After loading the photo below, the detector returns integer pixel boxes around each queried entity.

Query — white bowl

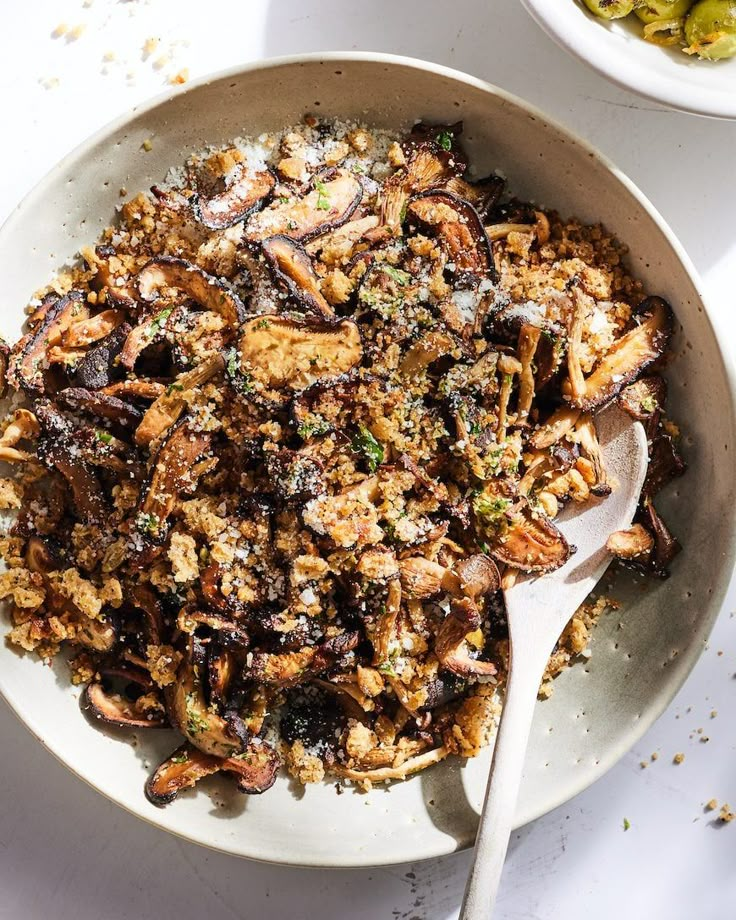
[521,0,736,119]
[0,52,735,867]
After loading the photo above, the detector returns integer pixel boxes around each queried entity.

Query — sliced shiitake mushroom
[566,297,672,411]
[166,652,244,758]
[435,597,497,678]
[191,166,275,230]
[134,353,225,447]
[57,387,143,430]
[261,235,334,320]
[83,668,166,729]
[473,484,571,573]
[35,401,108,523]
[239,315,362,398]
[145,741,278,806]
[137,257,246,327]
[244,168,362,242]
[72,322,131,390]
[606,523,655,560]
[408,190,495,280]
[136,418,213,542]
[8,291,86,396]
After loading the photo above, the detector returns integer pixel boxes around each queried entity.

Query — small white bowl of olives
[521,0,736,118]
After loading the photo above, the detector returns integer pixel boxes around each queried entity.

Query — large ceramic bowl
[0,53,734,867]
[521,0,736,119]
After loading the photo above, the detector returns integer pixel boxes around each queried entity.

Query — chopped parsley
[640,395,657,413]
[382,265,411,286]
[147,307,172,339]
[135,511,161,536]
[170,752,189,765]
[314,178,331,211]
[623,817,631,831]
[351,424,384,472]
[255,318,271,329]
[165,382,184,397]
[436,130,453,151]
[278,195,291,205]
[297,419,330,440]
[473,495,511,530]
[95,429,113,445]
[185,694,209,736]
[225,347,254,394]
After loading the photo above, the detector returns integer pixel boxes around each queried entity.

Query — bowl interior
[0,55,734,866]
[522,0,736,119]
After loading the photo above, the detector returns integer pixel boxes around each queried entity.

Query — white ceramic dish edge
[521,0,736,120]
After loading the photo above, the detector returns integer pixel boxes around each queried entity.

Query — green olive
[582,0,636,19]
[684,0,736,58]
[635,0,694,24]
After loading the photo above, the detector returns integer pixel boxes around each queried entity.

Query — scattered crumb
[119,187,128,198]
[719,804,734,823]
[102,51,116,63]
[706,799,718,811]
[711,709,718,719]
[142,37,159,58]
[39,76,60,91]
[168,68,189,86]
[651,752,659,762]
[673,752,685,764]
[639,761,648,769]
[700,736,710,743]
[141,139,153,152]
[51,23,68,38]
[67,24,86,41]
[152,54,170,71]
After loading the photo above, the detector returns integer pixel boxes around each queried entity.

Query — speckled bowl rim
[0,52,734,867]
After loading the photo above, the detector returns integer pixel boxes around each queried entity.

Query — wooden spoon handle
[459,641,552,920]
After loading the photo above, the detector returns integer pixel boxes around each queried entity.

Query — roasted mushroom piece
[566,297,672,411]
[435,597,498,678]
[473,485,571,573]
[72,322,131,390]
[8,290,86,397]
[57,387,143,431]
[145,741,279,806]
[137,257,246,327]
[191,165,276,230]
[261,235,335,320]
[35,401,108,523]
[408,190,495,281]
[244,168,362,242]
[238,315,362,400]
[136,418,213,542]
[83,668,166,729]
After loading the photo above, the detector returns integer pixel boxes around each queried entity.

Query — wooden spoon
[460,404,648,920]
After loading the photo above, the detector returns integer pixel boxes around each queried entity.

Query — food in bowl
[581,0,736,59]
[0,117,685,805]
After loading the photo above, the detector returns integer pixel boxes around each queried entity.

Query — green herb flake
[95,429,113,445]
[623,817,631,831]
[147,307,172,340]
[382,265,411,286]
[170,753,189,765]
[351,423,384,472]
[297,419,330,440]
[640,395,657,413]
[314,178,331,211]
[135,511,161,536]
[436,130,453,151]
[474,495,511,520]
[278,195,290,205]
[166,382,184,397]
[255,318,271,329]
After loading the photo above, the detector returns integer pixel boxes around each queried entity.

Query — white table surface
[1,1,735,918]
